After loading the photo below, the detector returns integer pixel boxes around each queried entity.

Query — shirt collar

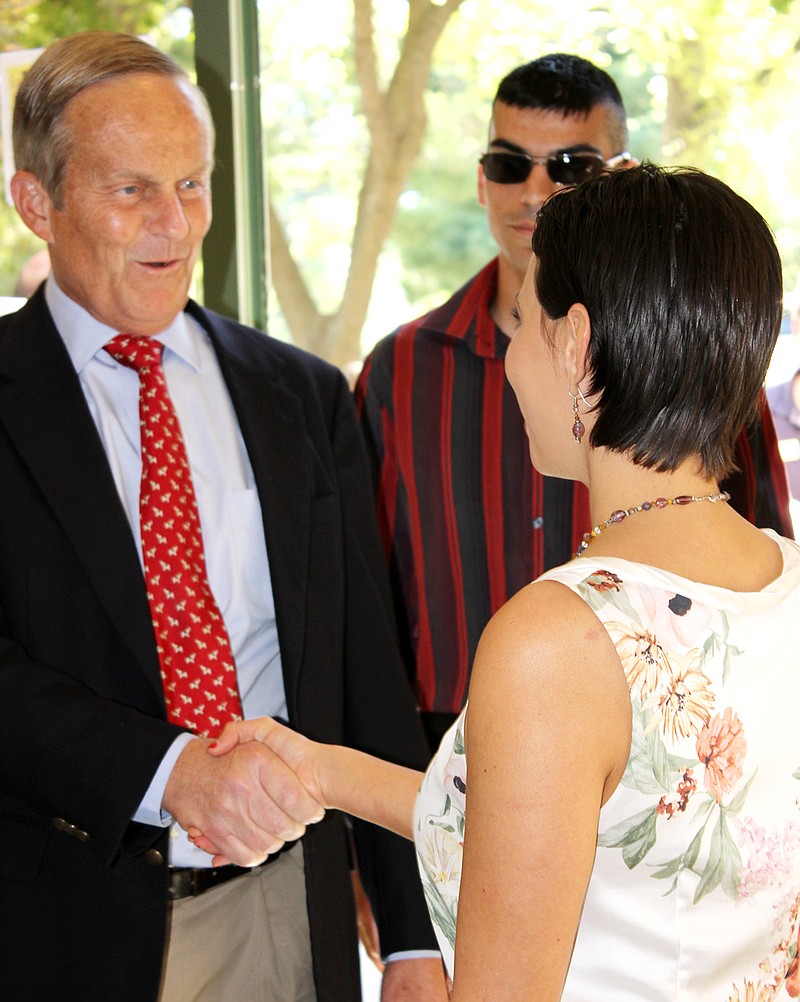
[424,258,507,360]
[45,275,202,374]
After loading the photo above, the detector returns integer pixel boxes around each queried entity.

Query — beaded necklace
[575,491,731,558]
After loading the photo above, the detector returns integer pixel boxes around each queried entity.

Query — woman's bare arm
[449,580,631,1002]
[207,715,423,840]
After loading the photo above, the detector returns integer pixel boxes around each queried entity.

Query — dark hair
[13,31,210,208]
[495,53,628,150]
[531,163,783,480]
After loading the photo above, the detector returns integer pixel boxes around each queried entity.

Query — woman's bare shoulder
[472,578,617,690]
[468,578,631,801]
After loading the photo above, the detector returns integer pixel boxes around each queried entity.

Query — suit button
[145,848,164,866]
[52,817,91,842]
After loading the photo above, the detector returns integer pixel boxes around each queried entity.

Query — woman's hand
[208,716,328,805]
[197,715,423,845]
[187,717,328,863]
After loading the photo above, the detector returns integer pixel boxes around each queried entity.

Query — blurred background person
[355,54,792,755]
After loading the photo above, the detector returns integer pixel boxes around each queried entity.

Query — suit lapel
[0,294,163,699]
[196,306,312,708]
[0,295,316,710]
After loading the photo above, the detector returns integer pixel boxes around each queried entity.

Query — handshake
[163,718,329,868]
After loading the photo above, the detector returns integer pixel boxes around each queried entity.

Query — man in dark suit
[0,31,445,1002]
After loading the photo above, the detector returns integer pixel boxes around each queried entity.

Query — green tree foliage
[263,0,465,364]
[0,0,193,299]
[264,0,800,361]
[2,0,800,363]
[2,0,172,47]
[601,0,800,295]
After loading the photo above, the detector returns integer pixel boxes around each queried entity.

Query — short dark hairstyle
[494,53,628,150]
[531,163,783,480]
[13,31,210,208]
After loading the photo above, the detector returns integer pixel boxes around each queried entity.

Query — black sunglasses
[480,149,630,186]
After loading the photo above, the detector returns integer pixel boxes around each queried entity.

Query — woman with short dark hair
[206,165,800,1001]
[529,164,780,482]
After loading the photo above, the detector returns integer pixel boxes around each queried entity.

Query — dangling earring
[569,391,585,444]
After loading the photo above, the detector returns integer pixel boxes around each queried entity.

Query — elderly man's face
[39,72,213,336]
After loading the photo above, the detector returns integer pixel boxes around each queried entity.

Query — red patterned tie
[105,334,243,737]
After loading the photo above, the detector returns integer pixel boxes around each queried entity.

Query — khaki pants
[159,843,316,1002]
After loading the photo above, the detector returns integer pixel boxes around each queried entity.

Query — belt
[169,841,294,901]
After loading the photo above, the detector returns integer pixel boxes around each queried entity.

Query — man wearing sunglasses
[355,53,792,753]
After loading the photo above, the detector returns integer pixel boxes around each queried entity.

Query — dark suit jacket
[0,291,435,1001]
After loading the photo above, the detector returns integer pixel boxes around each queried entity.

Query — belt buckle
[168,867,201,900]
[169,868,187,900]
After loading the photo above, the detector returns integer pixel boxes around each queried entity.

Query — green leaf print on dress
[416,715,467,951]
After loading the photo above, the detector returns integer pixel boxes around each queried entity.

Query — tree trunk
[268,0,465,367]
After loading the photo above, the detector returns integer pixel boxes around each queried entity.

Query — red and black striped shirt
[355,259,793,718]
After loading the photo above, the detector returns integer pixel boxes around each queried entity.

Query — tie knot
[105,334,163,373]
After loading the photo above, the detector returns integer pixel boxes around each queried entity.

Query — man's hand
[163,736,325,867]
[204,715,423,842]
[381,957,449,1001]
[208,716,328,806]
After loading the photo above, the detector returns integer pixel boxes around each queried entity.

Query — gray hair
[13,31,210,207]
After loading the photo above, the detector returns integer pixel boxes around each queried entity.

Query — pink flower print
[586,569,623,593]
[736,817,800,901]
[639,585,713,649]
[738,817,767,856]
[696,707,747,802]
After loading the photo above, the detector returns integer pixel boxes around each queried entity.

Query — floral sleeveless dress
[413,531,800,1000]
